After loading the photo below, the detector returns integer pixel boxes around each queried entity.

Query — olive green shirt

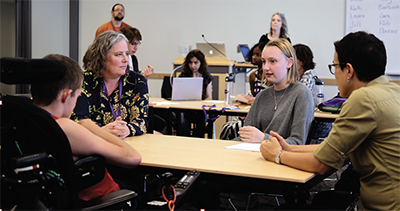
[314,76,400,210]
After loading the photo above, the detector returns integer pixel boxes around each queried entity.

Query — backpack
[318,96,347,114]
[220,117,244,140]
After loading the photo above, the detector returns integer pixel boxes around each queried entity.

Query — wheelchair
[1,57,137,210]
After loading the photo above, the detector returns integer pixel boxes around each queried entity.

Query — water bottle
[225,73,234,105]
[314,76,325,106]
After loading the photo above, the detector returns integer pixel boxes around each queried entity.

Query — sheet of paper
[225,143,261,152]
[152,102,180,105]
[204,100,224,103]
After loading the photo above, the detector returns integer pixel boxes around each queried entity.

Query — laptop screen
[239,44,250,62]
[171,77,203,101]
[196,42,226,58]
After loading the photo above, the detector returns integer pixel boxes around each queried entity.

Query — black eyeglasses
[328,63,342,75]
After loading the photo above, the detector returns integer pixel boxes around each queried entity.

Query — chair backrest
[1,95,75,172]
[1,95,78,209]
[161,76,172,99]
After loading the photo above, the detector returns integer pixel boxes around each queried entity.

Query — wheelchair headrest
[1,57,66,85]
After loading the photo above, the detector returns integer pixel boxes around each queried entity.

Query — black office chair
[0,57,138,210]
[160,72,208,137]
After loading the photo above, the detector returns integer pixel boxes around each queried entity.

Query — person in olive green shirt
[261,31,400,210]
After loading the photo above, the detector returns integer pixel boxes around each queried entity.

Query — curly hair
[247,42,267,64]
[182,49,208,76]
[293,43,316,71]
[83,31,128,77]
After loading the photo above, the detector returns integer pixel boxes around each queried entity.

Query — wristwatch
[275,149,283,164]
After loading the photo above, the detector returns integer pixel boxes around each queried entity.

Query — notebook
[171,77,203,101]
[238,44,251,62]
[196,42,226,58]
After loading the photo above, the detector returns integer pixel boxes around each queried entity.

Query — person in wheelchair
[30,54,142,202]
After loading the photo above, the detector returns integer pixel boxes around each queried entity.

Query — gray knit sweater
[233,81,314,145]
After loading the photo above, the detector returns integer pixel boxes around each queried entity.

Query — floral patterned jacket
[71,69,149,136]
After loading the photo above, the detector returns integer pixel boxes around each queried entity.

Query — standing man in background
[95,3,131,38]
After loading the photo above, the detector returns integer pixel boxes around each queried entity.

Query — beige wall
[0,0,16,95]
[24,0,399,99]
[79,0,347,99]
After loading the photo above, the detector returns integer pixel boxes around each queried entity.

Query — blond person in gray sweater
[234,39,314,145]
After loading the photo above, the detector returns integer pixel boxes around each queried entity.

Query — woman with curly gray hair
[72,31,149,139]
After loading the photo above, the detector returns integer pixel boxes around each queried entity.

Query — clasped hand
[103,116,129,139]
[260,131,291,162]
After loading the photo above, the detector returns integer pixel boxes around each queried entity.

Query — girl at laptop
[178,49,213,137]
[179,49,213,100]
[233,39,314,145]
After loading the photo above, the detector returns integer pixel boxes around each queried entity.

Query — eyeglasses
[113,9,124,12]
[130,41,141,47]
[328,63,342,75]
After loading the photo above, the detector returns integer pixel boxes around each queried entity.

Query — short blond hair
[265,38,298,86]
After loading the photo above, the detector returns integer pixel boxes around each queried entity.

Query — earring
[347,77,350,83]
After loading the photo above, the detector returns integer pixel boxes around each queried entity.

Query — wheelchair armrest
[78,189,138,211]
[73,155,106,191]
[10,152,49,169]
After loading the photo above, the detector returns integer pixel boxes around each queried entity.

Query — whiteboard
[346,0,400,75]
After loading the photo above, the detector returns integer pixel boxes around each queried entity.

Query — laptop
[238,44,251,62]
[196,42,226,58]
[171,77,203,101]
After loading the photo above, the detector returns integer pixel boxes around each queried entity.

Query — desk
[314,110,340,119]
[150,98,339,119]
[149,98,338,138]
[150,98,249,115]
[149,98,249,137]
[125,134,333,203]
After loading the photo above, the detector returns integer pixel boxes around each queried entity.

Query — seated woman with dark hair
[179,49,213,100]
[294,43,333,143]
[238,42,268,104]
[176,49,214,137]
[293,43,319,106]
